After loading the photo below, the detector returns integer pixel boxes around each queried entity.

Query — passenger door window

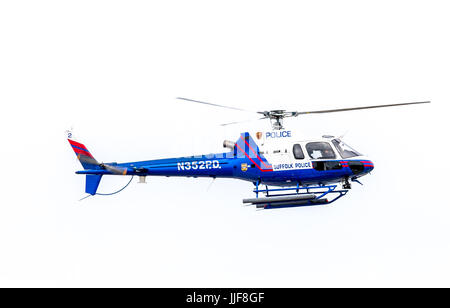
[306,142,336,159]
[293,144,305,159]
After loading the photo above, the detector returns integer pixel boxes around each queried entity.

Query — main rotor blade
[297,101,430,115]
[177,97,255,113]
[220,117,266,127]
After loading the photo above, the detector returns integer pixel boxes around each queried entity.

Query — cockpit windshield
[332,139,363,159]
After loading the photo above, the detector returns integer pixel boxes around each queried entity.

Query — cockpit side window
[332,139,362,159]
[293,144,304,159]
[305,142,336,159]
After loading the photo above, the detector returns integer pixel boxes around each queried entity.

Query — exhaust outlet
[223,140,236,150]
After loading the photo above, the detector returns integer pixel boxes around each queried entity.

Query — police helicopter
[68,99,429,209]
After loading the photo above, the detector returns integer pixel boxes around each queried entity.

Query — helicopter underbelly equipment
[243,183,348,210]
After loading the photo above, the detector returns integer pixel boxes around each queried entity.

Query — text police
[266,130,292,138]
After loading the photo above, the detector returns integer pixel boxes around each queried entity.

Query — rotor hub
[261,110,297,130]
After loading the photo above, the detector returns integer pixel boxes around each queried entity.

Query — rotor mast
[271,115,284,130]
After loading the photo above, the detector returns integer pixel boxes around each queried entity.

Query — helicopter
[68,99,430,209]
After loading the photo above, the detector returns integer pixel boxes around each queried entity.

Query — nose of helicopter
[362,160,375,172]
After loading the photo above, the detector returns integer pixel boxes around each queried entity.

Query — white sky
[0,0,449,287]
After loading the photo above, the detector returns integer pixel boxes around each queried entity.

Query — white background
[0,0,449,287]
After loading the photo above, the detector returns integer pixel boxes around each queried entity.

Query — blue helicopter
[69,99,429,209]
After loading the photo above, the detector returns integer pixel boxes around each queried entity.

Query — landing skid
[243,183,348,210]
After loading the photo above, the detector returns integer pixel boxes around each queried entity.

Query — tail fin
[68,138,99,170]
[68,138,103,195]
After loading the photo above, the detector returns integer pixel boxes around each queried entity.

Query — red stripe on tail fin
[68,138,98,169]
[72,147,94,158]
[68,139,89,151]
